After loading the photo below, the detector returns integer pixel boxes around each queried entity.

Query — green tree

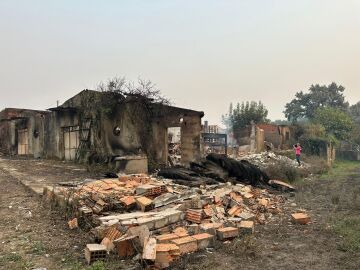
[284,82,349,121]
[312,107,354,141]
[223,101,269,131]
[349,102,360,123]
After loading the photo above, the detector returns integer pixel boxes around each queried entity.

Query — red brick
[135,196,153,212]
[173,227,189,237]
[192,233,214,249]
[291,213,310,225]
[100,237,115,252]
[115,236,137,258]
[85,244,107,264]
[239,221,254,235]
[68,218,78,230]
[155,244,180,268]
[216,227,239,240]
[171,236,198,254]
[156,233,180,243]
[199,222,223,235]
[120,196,136,207]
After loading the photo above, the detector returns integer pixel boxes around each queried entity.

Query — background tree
[349,102,360,145]
[284,82,349,121]
[312,107,354,141]
[349,102,360,123]
[223,101,269,132]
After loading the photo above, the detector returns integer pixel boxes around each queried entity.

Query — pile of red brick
[43,174,288,268]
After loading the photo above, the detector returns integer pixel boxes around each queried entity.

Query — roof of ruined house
[48,89,204,117]
[0,108,49,121]
[257,124,279,133]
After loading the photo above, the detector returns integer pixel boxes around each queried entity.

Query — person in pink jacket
[294,143,302,166]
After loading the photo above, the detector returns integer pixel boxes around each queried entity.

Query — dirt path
[0,167,93,270]
[0,160,359,270]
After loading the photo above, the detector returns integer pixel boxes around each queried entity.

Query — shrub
[264,161,308,183]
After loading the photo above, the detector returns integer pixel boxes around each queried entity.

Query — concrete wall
[45,110,79,159]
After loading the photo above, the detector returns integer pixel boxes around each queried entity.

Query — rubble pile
[240,151,309,170]
[43,172,288,268]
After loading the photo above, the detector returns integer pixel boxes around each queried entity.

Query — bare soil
[0,158,359,270]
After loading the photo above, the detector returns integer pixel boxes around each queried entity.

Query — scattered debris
[240,151,309,170]
[68,218,78,230]
[268,180,296,192]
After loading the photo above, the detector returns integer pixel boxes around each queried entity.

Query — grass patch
[30,241,46,255]
[0,253,34,270]
[87,261,105,270]
[333,216,360,252]
[0,253,23,262]
[320,160,360,180]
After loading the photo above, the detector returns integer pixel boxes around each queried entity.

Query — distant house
[257,124,292,149]
[233,123,293,153]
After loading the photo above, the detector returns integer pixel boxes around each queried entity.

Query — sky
[1,0,360,126]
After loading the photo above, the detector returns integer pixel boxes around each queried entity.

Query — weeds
[320,160,360,180]
[87,261,105,270]
[265,161,308,183]
[333,216,360,252]
[30,241,46,255]
[0,253,34,270]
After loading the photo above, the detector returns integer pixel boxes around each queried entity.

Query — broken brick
[173,227,188,237]
[120,196,136,207]
[100,237,115,252]
[114,235,137,258]
[142,237,157,261]
[227,205,241,217]
[68,218,78,230]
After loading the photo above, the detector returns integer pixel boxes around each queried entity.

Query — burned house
[201,121,227,155]
[233,123,265,153]
[257,124,292,149]
[232,123,293,154]
[0,90,204,172]
[0,108,48,157]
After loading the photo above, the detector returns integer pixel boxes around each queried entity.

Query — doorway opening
[167,127,181,166]
[17,129,29,155]
[63,126,79,161]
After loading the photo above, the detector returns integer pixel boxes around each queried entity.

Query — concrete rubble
[43,173,288,268]
[239,151,309,170]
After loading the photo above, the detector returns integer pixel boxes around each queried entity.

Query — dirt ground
[0,158,359,270]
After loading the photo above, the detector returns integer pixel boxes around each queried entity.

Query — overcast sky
[1,0,360,125]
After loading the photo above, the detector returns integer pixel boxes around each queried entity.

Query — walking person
[294,143,302,166]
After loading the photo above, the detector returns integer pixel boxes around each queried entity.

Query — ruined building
[0,90,204,172]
